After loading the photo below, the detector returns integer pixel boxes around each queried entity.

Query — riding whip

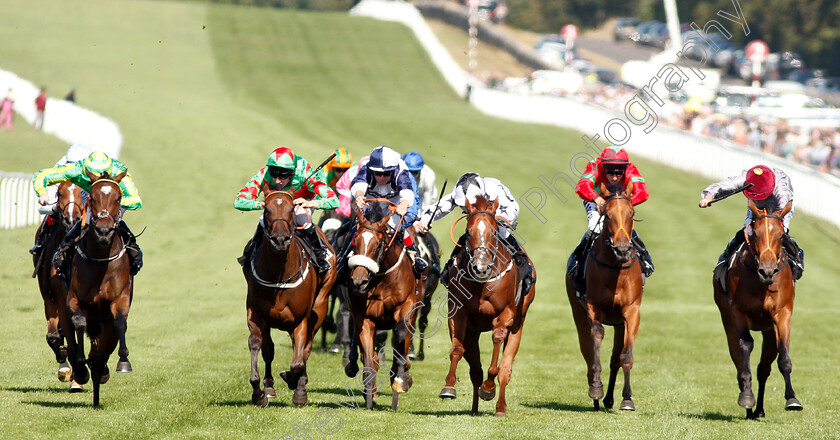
[427,178,448,228]
[699,183,753,207]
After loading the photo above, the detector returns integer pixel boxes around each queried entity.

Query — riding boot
[402,230,428,274]
[631,230,654,277]
[502,234,534,297]
[53,222,82,284]
[717,228,746,267]
[30,214,56,257]
[237,223,264,266]
[441,233,467,288]
[782,233,805,281]
[568,230,595,298]
[301,226,331,275]
[119,221,143,276]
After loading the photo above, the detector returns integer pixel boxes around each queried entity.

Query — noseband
[746,213,788,269]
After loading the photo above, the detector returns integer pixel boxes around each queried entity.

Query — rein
[249,240,311,289]
[75,227,128,263]
[745,211,788,269]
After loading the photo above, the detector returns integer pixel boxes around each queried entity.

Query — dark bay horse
[344,199,422,411]
[713,200,802,419]
[413,231,441,360]
[439,195,536,416]
[565,186,643,411]
[66,171,134,407]
[33,181,83,384]
[243,191,337,407]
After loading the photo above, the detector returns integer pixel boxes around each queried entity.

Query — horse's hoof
[439,386,457,399]
[589,385,604,400]
[58,363,72,382]
[252,393,269,408]
[738,391,756,409]
[99,373,110,384]
[603,397,614,409]
[494,412,507,417]
[478,384,495,401]
[69,380,83,393]
[785,398,803,411]
[265,386,276,399]
[417,352,425,361]
[116,360,132,373]
[74,367,89,385]
[293,390,308,407]
[344,363,359,378]
[620,399,635,411]
[279,371,296,390]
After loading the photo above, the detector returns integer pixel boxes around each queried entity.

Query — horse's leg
[495,319,525,417]
[247,310,268,407]
[775,308,802,411]
[288,320,310,407]
[90,321,118,408]
[390,319,412,395]
[359,319,377,410]
[567,277,596,404]
[603,324,624,410]
[750,330,777,419]
[41,283,70,381]
[66,294,89,385]
[734,318,756,409]
[479,320,508,402]
[588,307,606,408]
[461,328,483,416]
[344,309,362,378]
[440,311,467,399]
[261,329,276,398]
[714,284,751,414]
[417,290,433,361]
[618,305,640,411]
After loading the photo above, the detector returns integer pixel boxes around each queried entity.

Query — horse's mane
[363,201,392,223]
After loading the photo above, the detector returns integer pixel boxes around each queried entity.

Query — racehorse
[713,200,802,419]
[65,171,135,407]
[565,185,643,411]
[344,199,422,411]
[439,195,536,417]
[243,190,337,407]
[413,231,441,360]
[33,181,82,385]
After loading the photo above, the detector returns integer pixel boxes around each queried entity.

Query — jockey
[569,146,654,295]
[32,150,143,281]
[350,145,427,273]
[416,172,534,297]
[700,164,804,280]
[235,147,337,275]
[324,147,354,192]
[29,143,92,259]
[402,151,438,212]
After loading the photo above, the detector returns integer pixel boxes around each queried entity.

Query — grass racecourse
[2,1,840,439]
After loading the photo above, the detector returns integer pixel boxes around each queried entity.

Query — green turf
[1,1,839,439]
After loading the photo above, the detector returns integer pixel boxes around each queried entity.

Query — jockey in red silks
[568,145,654,297]
[235,147,338,275]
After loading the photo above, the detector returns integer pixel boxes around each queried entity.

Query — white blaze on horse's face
[99,185,114,196]
[477,220,486,243]
[360,231,375,256]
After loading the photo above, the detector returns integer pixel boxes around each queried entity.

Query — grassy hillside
[1,1,839,439]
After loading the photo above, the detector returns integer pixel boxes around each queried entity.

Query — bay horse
[413,231,441,360]
[66,171,134,407]
[243,190,337,407]
[565,186,643,411]
[33,181,83,385]
[439,195,536,417]
[713,200,802,419]
[344,199,422,411]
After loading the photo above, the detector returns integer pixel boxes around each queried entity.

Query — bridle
[263,191,303,241]
[76,179,126,262]
[591,195,637,270]
[744,212,788,270]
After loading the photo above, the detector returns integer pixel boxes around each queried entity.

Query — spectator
[0,88,13,131]
[33,87,47,130]
[65,88,76,103]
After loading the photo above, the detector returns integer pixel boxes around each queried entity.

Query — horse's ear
[747,198,760,216]
[491,196,499,213]
[112,171,127,183]
[779,201,792,218]
[624,181,634,198]
[84,168,99,182]
[464,196,474,213]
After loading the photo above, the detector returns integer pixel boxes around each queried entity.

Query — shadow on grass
[3,386,71,394]
[682,411,742,422]
[409,409,483,417]
[521,401,597,413]
[23,400,93,409]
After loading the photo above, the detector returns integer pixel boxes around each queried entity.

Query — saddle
[714,242,745,299]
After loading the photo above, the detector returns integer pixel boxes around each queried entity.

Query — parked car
[613,17,637,41]
[632,21,662,43]
[638,22,667,46]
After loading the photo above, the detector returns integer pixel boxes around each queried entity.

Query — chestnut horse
[66,171,134,407]
[243,190,336,407]
[33,181,83,384]
[713,200,802,419]
[439,195,536,417]
[344,199,422,411]
[565,187,643,411]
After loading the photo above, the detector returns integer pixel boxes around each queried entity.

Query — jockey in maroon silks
[568,146,654,298]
